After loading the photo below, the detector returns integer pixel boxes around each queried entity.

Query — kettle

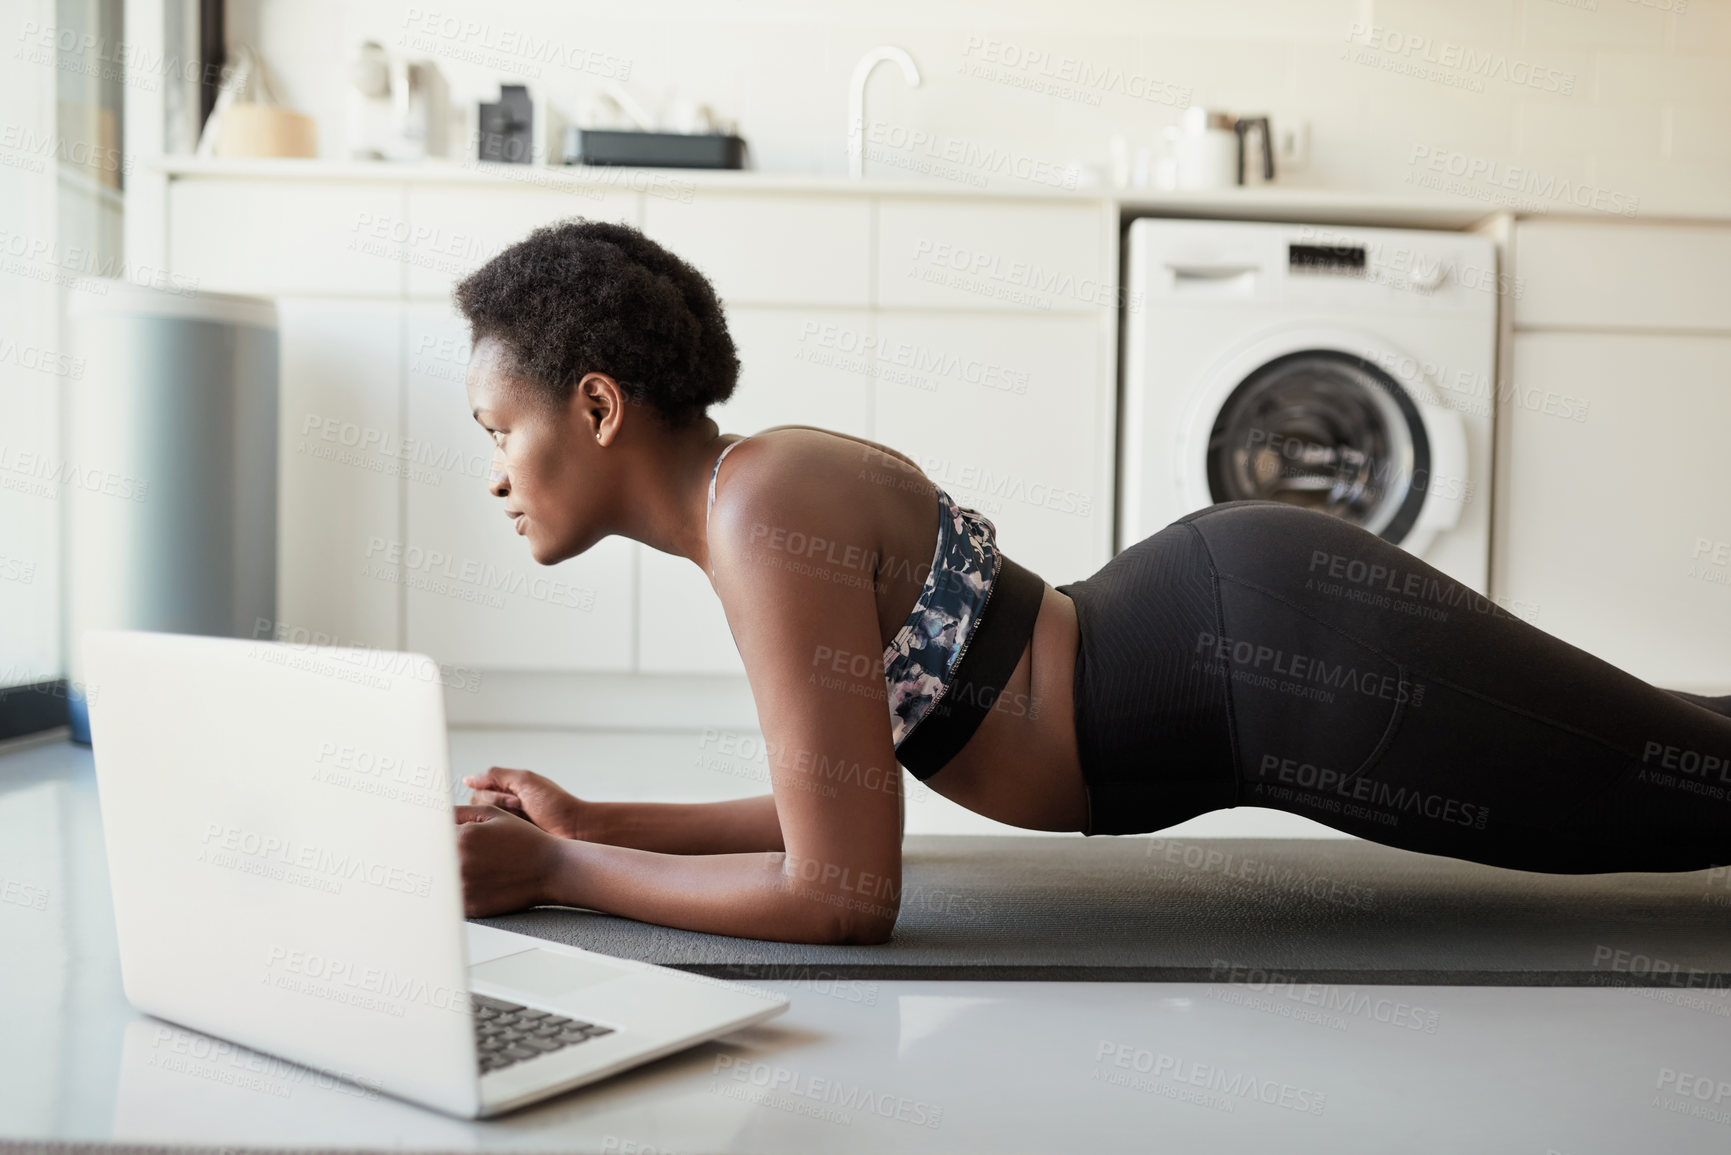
[346,40,450,161]
[1161,108,1276,191]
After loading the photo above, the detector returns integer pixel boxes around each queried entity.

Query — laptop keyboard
[471,993,615,1074]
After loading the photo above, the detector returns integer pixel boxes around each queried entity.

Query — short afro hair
[454,218,739,429]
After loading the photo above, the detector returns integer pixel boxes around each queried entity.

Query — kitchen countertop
[149,156,1506,230]
[147,157,1731,232]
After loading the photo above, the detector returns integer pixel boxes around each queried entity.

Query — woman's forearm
[543,839,894,945]
[575,793,783,855]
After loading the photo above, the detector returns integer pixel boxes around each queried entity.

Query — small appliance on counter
[1157,107,1276,190]
[477,83,534,164]
[346,40,450,161]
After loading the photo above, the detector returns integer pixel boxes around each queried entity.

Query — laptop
[81,628,789,1119]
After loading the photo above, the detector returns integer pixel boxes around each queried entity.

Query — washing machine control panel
[1288,242,1367,276]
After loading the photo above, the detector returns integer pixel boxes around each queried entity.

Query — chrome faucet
[847,45,921,178]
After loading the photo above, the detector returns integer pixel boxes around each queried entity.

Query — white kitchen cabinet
[168,180,407,296]
[876,199,1111,314]
[641,194,872,307]
[636,306,875,674]
[159,172,1121,691]
[1499,332,1731,689]
[635,548,738,675]
[404,184,640,298]
[1511,221,1731,332]
[714,307,877,436]
[274,298,404,648]
[401,303,634,671]
[1496,218,1731,692]
[871,312,1108,585]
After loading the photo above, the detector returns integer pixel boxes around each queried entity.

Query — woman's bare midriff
[917,581,1091,833]
[844,436,1091,831]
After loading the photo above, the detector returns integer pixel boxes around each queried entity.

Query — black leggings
[1053,501,1731,873]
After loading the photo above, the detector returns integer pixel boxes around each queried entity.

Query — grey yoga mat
[472,835,1731,988]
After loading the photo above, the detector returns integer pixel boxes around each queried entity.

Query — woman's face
[465,336,606,566]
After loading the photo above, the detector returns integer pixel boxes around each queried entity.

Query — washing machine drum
[1204,349,1432,545]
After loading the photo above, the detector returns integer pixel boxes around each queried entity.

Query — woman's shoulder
[713,426,931,511]
[744,425,924,474]
[706,426,935,576]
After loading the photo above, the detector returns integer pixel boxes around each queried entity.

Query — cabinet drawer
[877,200,1111,313]
[642,194,871,307]
[637,547,743,675]
[712,307,873,436]
[404,185,639,298]
[275,298,404,649]
[168,180,406,296]
[1513,221,1731,332]
[1496,332,1731,687]
[871,312,1109,581]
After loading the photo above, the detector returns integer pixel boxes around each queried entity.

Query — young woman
[451,219,1731,945]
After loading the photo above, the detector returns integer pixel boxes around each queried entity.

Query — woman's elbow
[833,911,896,945]
[791,905,897,946]
[769,856,898,944]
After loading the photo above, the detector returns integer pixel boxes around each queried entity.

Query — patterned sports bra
[706,434,1001,756]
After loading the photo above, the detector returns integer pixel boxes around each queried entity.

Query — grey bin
[65,280,279,744]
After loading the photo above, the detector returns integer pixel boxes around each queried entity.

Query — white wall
[228,0,1730,216]
[0,0,63,689]
[0,0,131,690]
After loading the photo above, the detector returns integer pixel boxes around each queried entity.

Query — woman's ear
[574,372,626,446]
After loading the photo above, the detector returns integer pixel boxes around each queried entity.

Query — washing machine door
[1176,327,1469,557]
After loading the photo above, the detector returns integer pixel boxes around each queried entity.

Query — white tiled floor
[4,727,1730,1152]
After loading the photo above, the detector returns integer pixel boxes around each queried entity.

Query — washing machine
[1120,218,1498,593]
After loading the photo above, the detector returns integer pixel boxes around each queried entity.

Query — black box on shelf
[477,84,534,164]
[562,128,745,170]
